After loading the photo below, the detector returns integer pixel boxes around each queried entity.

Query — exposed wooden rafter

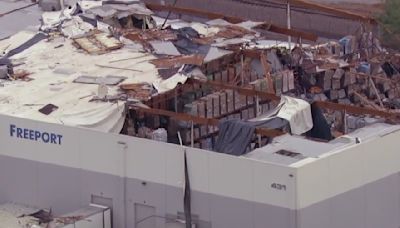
[132,106,286,137]
[191,79,400,120]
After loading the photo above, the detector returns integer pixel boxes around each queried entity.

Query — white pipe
[255,96,260,116]
[190,121,194,148]
[241,53,244,85]
[287,0,292,50]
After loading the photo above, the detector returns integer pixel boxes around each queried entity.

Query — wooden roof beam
[314,101,400,120]
[191,79,400,120]
[132,106,285,137]
[190,79,281,101]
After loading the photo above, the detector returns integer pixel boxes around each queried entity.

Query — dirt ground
[307,0,385,17]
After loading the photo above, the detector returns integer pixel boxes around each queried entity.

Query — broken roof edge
[145,3,319,42]
[288,0,376,23]
[243,122,400,168]
[288,123,400,168]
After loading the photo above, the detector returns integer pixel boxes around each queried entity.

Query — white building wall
[0,114,297,228]
[0,114,297,209]
[295,126,400,228]
[3,113,400,228]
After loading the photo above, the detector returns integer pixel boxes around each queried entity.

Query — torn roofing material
[88,1,153,18]
[0,31,159,133]
[149,40,181,56]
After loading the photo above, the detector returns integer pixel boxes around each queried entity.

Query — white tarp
[61,16,94,38]
[190,22,220,37]
[204,47,233,63]
[249,96,313,135]
[153,72,187,93]
[78,0,103,12]
[276,96,313,135]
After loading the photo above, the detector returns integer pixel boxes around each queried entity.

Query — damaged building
[1,0,400,228]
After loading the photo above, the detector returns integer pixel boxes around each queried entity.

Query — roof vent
[275,150,305,159]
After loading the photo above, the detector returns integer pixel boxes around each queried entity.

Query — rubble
[39,0,62,12]
[73,30,123,54]
[149,55,204,68]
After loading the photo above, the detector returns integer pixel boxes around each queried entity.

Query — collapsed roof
[0,0,316,133]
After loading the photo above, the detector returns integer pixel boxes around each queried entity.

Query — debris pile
[0,203,109,228]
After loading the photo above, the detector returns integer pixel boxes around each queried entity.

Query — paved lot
[0,0,42,40]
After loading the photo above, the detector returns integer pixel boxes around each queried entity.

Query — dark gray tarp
[158,67,180,79]
[214,118,289,156]
[253,117,289,130]
[0,57,11,66]
[214,119,256,156]
[382,62,399,77]
[0,57,12,76]
[6,33,47,58]
[79,13,98,27]
[305,103,333,141]
[173,27,210,56]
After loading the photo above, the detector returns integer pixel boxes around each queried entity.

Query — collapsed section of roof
[0,0,317,133]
